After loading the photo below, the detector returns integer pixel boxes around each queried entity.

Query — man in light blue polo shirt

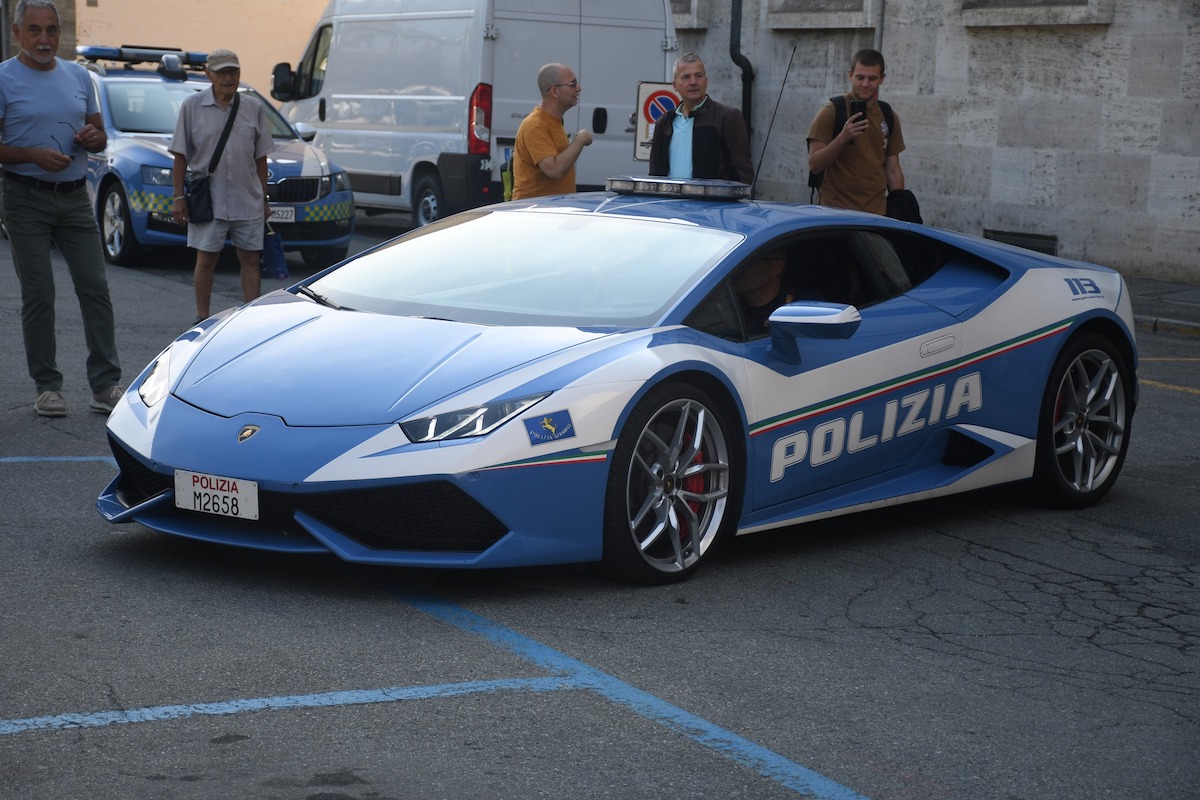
[648,53,752,185]
[0,0,124,417]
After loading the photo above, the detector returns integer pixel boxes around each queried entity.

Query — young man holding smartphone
[805,49,906,216]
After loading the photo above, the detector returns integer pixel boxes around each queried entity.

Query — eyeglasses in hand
[50,121,82,157]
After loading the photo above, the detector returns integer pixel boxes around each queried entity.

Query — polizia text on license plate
[174,470,260,520]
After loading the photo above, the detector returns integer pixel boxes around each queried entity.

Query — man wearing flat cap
[170,47,274,323]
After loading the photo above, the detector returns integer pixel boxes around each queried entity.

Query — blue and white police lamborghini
[97,178,1138,584]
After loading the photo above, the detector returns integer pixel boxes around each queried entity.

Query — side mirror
[767,302,861,363]
[293,122,317,142]
[271,63,295,102]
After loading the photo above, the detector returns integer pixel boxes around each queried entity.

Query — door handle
[920,334,955,357]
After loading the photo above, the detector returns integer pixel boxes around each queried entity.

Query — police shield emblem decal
[523,410,575,446]
[237,425,260,443]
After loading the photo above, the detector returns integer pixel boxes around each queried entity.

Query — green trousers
[2,178,121,394]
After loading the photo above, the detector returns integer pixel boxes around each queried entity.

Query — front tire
[602,382,741,584]
[100,183,145,266]
[412,174,444,227]
[1032,333,1133,508]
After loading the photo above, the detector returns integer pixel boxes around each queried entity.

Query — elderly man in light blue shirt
[0,0,124,418]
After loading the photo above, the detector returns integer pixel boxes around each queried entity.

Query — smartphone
[850,100,868,122]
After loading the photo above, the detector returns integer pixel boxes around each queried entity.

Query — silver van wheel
[413,175,444,227]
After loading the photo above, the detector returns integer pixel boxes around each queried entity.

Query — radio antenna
[751,45,797,198]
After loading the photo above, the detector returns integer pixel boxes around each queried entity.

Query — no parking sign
[635,82,679,161]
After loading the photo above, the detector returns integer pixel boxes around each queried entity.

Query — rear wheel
[413,174,444,227]
[602,382,740,584]
[1032,333,1133,508]
[100,183,145,266]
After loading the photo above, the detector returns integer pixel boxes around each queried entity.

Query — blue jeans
[2,178,121,394]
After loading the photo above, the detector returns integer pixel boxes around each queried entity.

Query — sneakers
[89,385,126,414]
[35,390,67,417]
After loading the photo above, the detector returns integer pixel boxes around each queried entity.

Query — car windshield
[103,80,297,139]
[307,208,742,327]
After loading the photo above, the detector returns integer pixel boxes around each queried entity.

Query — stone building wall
[672,0,1199,281]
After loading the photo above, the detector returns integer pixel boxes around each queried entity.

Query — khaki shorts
[187,217,264,253]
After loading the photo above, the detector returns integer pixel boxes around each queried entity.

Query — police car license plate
[174,470,260,520]
[268,206,295,223]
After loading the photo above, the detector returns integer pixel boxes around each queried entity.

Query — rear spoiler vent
[983,229,1058,256]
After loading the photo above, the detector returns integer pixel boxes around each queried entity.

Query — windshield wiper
[296,285,344,310]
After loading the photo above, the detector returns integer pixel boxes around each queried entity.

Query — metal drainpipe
[874,0,886,51]
[729,0,755,130]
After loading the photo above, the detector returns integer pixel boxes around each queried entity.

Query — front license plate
[174,470,260,520]
[268,206,295,223]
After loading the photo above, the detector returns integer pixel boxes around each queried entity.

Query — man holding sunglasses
[511,63,593,200]
[0,0,123,418]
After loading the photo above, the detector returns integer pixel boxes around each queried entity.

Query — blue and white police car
[96,177,1138,584]
[78,46,354,268]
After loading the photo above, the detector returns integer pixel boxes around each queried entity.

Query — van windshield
[307,208,741,328]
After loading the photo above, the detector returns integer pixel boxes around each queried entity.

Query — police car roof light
[76,45,208,69]
[605,176,751,200]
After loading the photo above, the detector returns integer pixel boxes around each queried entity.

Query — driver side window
[296,24,332,98]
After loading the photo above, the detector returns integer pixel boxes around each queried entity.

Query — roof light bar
[605,176,751,200]
[76,45,207,68]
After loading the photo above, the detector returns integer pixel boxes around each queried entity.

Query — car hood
[111,133,174,164]
[267,138,335,178]
[174,297,609,426]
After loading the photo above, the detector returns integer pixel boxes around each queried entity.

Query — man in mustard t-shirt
[511,63,593,200]
[806,49,906,216]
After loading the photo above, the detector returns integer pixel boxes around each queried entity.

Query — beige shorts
[187,217,264,253]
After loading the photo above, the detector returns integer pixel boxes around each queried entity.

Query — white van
[271,0,677,225]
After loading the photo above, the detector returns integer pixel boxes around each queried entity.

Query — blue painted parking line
[0,590,867,799]
[0,677,572,736]
[402,592,870,800]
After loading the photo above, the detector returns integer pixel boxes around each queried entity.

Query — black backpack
[807,96,894,202]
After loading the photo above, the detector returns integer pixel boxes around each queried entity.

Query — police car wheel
[602,381,740,584]
[100,183,145,267]
[1032,333,1133,509]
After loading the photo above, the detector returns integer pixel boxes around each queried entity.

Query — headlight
[140,166,173,186]
[400,394,547,443]
[334,171,351,192]
[138,347,173,407]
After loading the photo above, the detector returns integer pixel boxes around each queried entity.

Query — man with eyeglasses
[511,63,593,200]
[0,0,124,418]
[648,53,752,185]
